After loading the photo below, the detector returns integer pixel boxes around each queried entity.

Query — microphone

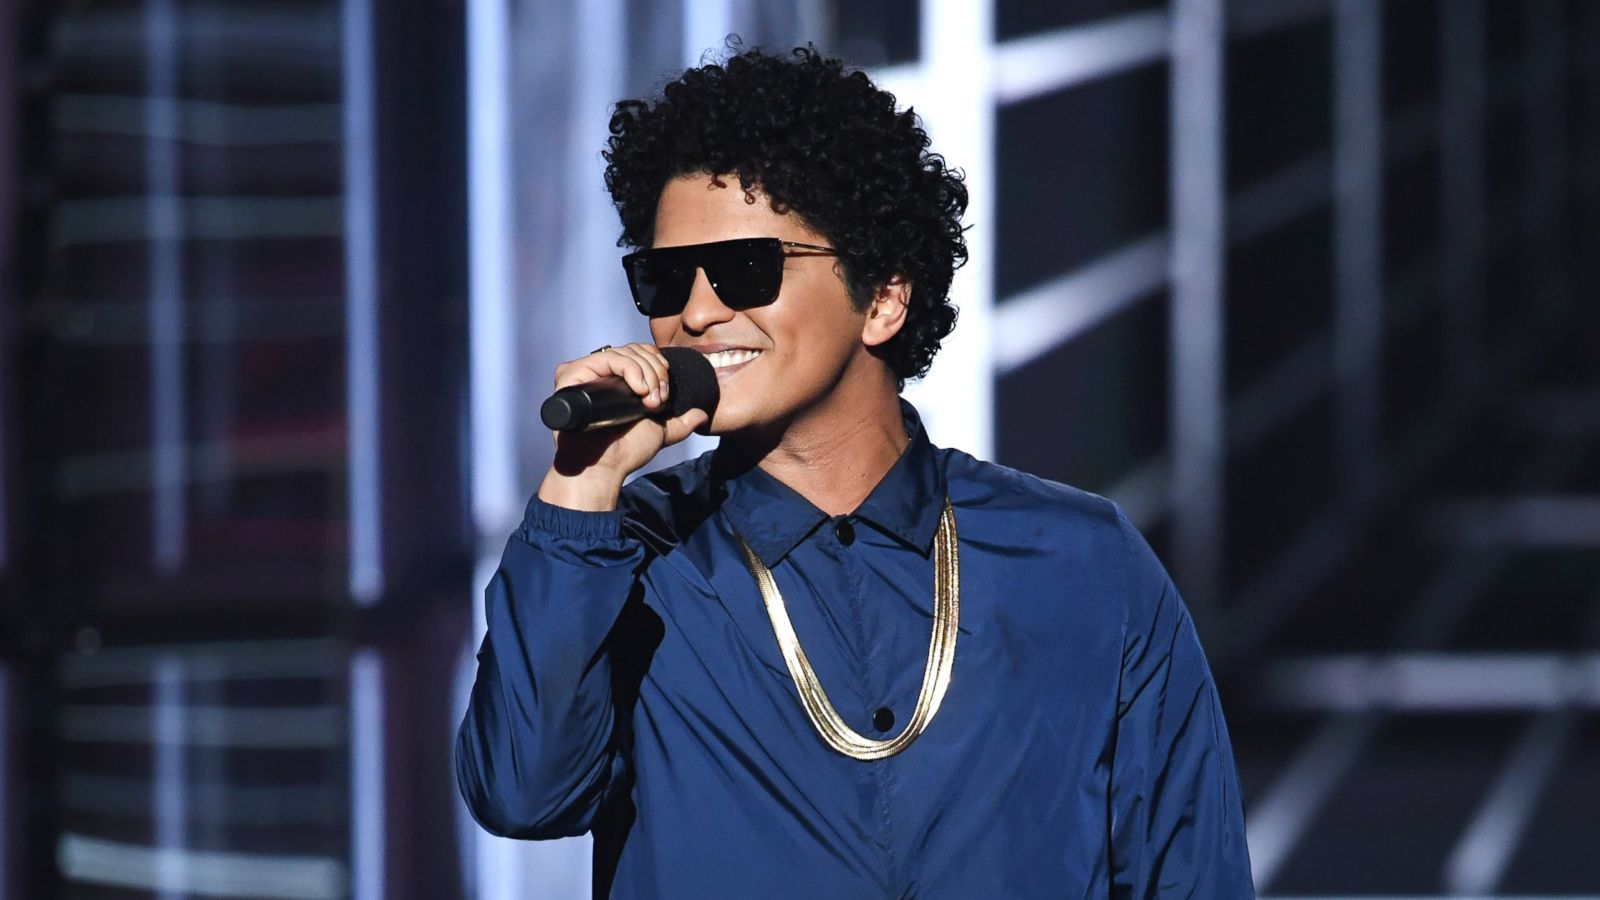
[540,346,720,432]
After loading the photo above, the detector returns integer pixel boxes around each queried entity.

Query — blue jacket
[456,400,1254,898]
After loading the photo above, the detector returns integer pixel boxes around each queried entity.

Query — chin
[701,407,752,436]
[702,398,781,439]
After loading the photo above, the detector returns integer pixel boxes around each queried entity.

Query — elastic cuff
[519,494,626,542]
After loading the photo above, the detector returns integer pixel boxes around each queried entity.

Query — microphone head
[660,346,720,423]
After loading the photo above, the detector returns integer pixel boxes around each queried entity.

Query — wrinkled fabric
[456,400,1254,899]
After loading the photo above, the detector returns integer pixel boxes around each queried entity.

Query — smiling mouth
[702,349,763,374]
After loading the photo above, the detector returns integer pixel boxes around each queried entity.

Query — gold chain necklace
[734,496,959,761]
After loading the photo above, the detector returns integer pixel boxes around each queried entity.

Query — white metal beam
[1247,713,1378,892]
[1444,711,1573,894]
[145,0,186,574]
[58,833,346,899]
[349,649,385,900]
[1446,595,1600,895]
[467,0,517,538]
[1169,0,1226,629]
[682,0,732,65]
[1261,652,1600,712]
[992,10,1171,104]
[992,235,1168,375]
[896,0,995,458]
[152,657,186,900]
[342,0,382,603]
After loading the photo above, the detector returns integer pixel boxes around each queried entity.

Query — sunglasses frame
[621,237,838,317]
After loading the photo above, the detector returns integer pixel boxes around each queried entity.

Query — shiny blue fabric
[456,400,1254,898]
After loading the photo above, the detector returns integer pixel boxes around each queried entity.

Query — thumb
[661,407,711,446]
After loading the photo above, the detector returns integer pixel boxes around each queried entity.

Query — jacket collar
[714,398,946,568]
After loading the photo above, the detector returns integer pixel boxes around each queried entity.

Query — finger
[634,344,672,403]
[634,341,669,381]
[552,362,598,391]
[553,347,625,390]
[606,346,662,407]
[661,407,710,445]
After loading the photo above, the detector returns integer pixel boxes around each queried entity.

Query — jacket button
[834,517,855,546]
[872,707,894,731]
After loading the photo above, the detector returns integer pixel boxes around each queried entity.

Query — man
[456,46,1253,898]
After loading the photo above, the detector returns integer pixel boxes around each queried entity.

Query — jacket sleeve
[454,493,647,839]
[1108,506,1255,898]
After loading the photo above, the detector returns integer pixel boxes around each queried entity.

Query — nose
[678,266,735,334]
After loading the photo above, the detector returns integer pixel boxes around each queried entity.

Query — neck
[726,362,908,517]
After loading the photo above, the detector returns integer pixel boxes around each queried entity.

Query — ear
[860,275,910,348]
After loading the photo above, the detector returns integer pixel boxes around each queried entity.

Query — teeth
[704,349,762,369]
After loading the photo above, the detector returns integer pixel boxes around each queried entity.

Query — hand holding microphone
[541,345,719,433]
[536,343,719,511]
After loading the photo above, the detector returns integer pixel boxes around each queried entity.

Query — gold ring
[592,344,614,354]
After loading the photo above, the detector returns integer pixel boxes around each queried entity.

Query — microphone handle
[541,375,655,432]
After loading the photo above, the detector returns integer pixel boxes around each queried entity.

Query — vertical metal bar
[463,0,531,896]
[901,0,995,458]
[499,0,626,887]
[151,656,186,900]
[1332,0,1382,513]
[565,4,623,394]
[342,0,382,602]
[1438,0,1485,394]
[467,0,516,544]
[146,0,187,573]
[349,649,385,900]
[343,0,382,604]
[336,0,396,886]
[1168,0,1225,630]
[792,0,829,44]
[683,0,732,63]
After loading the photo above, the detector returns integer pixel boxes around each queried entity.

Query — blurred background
[1,0,1596,896]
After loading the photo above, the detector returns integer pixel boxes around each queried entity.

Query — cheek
[767,313,852,380]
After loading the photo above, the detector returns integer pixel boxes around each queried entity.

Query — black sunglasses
[621,237,837,317]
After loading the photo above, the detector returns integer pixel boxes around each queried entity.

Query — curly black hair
[602,45,969,386]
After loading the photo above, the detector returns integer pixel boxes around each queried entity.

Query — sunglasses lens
[704,239,783,310]
[625,250,695,316]
[624,238,785,317]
